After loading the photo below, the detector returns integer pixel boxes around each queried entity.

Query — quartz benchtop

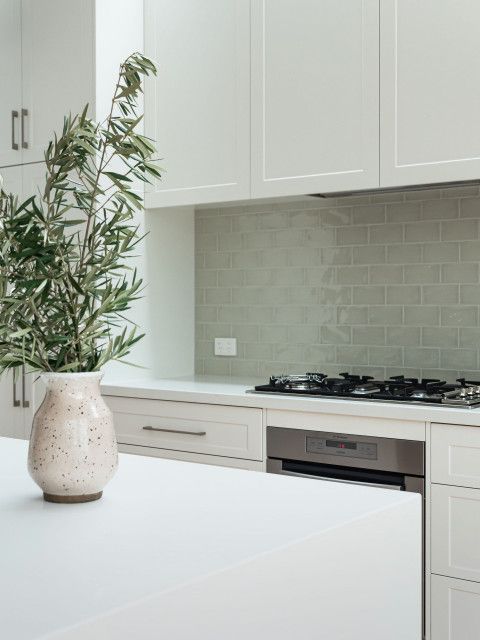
[0,437,418,640]
[101,374,480,427]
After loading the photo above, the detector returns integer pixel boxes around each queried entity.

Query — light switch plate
[214,338,237,357]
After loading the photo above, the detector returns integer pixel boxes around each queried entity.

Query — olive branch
[0,53,159,373]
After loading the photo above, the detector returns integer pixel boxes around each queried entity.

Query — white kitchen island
[0,437,421,640]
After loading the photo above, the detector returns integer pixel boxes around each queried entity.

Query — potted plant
[0,53,159,503]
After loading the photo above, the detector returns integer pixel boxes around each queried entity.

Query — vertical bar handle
[21,109,28,149]
[11,110,19,150]
[13,370,20,407]
[22,365,29,408]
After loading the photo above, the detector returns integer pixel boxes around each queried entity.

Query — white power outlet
[214,337,237,357]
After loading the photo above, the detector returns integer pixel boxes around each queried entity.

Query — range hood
[311,179,480,199]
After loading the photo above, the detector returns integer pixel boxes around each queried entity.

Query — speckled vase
[28,372,118,503]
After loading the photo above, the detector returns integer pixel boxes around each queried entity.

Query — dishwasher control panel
[306,435,378,460]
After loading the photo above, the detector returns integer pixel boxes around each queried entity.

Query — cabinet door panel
[381,0,480,187]
[431,423,480,489]
[144,0,250,208]
[0,0,22,167]
[431,484,480,583]
[21,0,94,163]
[431,574,480,640]
[251,0,380,198]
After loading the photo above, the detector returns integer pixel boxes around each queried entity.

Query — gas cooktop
[247,372,480,408]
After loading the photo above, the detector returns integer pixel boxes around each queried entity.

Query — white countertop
[101,374,480,427]
[1,437,419,640]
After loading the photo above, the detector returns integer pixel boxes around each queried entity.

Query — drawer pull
[142,426,207,436]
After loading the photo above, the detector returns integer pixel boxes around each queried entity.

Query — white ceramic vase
[28,372,118,503]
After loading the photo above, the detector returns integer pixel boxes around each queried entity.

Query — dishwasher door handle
[275,468,403,491]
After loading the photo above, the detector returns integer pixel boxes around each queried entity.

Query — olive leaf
[0,53,159,373]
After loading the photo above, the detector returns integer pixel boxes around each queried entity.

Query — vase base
[43,491,103,504]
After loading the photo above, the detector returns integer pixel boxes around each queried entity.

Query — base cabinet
[431,575,480,640]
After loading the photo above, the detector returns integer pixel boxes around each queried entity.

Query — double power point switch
[214,338,237,357]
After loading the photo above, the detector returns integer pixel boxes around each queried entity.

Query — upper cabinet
[380,0,480,187]
[250,0,380,198]
[0,0,22,168]
[144,0,251,209]
[20,0,94,164]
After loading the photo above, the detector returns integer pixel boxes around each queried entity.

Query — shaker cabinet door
[144,0,251,208]
[250,0,380,198]
[0,0,22,168]
[20,0,94,163]
[380,0,480,187]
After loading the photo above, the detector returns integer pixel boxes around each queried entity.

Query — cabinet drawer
[431,574,480,640]
[431,423,480,488]
[105,397,263,461]
[431,484,480,583]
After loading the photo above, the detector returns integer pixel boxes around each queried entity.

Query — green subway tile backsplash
[195,188,480,379]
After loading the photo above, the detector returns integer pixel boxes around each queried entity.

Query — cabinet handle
[21,109,28,149]
[142,426,207,436]
[21,365,29,408]
[12,371,20,407]
[11,110,19,150]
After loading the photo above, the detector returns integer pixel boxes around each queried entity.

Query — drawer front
[431,574,480,640]
[105,397,263,461]
[431,483,480,583]
[431,423,480,488]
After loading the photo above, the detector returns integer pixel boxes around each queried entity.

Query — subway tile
[203,358,231,376]
[289,326,319,344]
[369,265,403,284]
[442,220,478,242]
[319,286,352,305]
[305,305,336,324]
[242,231,273,249]
[272,307,304,324]
[387,244,422,263]
[218,306,246,323]
[353,245,386,264]
[258,212,289,229]
[422,199,458,220]
[197,215,232,233]
[405,347,440,368]
[369,346,403,366]
[318,207,352,226]
[232,250,261,268]
[244,307,274,324]
[336,225,369,245]
[353,285,385,305]
[196,306,218,322]
[405,188,442,201]
[288,210,319,228]
[386,326,421,346]
[271,268,305,286]
[404,306,440,326]
[460,241,480,262]
[232,325,259,343]
[440,306,478,327]
[369,224,403,244]
[386,202,421,223]
[245,343,273,360]
[444,186,479,198]
[460,284,480,304]
[321,246,352,265]
[460,197,480,218]
[404,221,440,242]
[288,247,319,266]
[260,248,289,267]
[289,287,318,304]
[196,270,217,287]
[337,306,368,325]
[205,288,232,304]
[336,346,369,365]
[305,267,336,285]
[337,266,368,284]
[304,228,336,247]
[459,328,480,347]
[352,204,385,224]
[320,326,351,345]
[423,242,459,263]
[205,252,231,269]
[303,345,337,364]
[423,284,458,304]
[386,285,421,304]
[259,326,289,343]
[230,360,260,377]
[441,349,477,371]
[197,233,218,251]
[422,327,458,348]
[372,192,405,204]
[368,306,403,325]
[204,324,232,341]
[442,263,478,283]
[352,326,386,345]
[404,264,440,284]
[231,214,258,232]
[274,229,305,246]
[218,269,244,287]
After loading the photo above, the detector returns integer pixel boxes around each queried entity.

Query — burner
[249,371,480,408]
